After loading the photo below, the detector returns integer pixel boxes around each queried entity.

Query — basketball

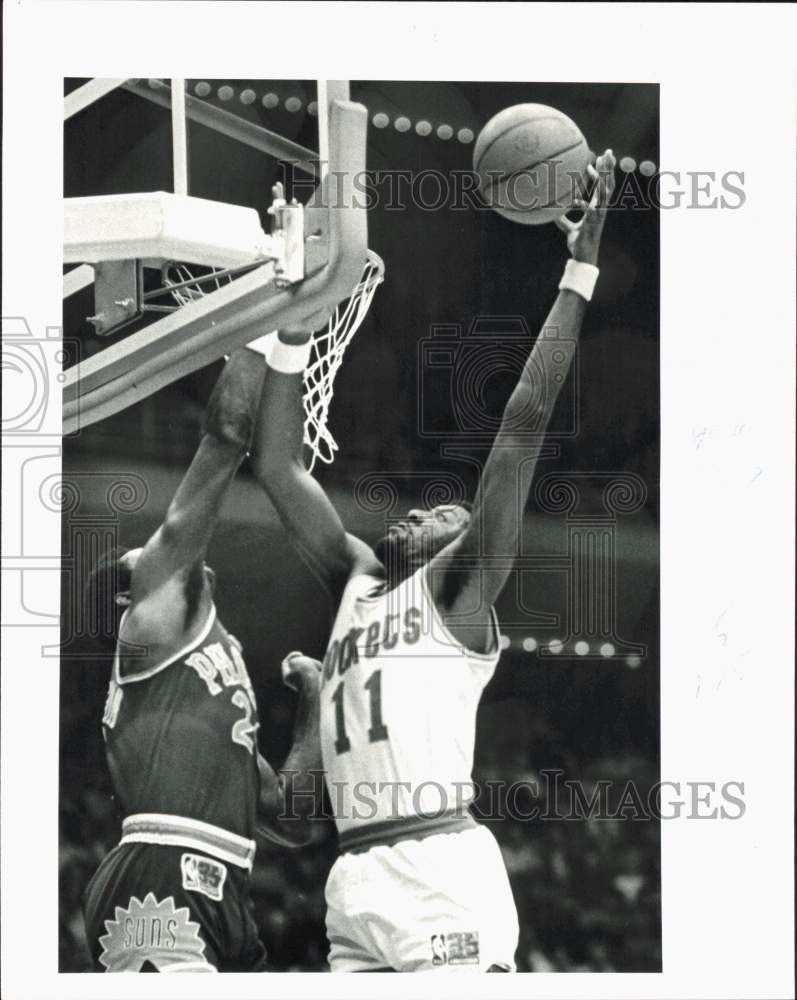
[473,104,592,225]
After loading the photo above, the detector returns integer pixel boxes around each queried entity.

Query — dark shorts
[83,842,266,972]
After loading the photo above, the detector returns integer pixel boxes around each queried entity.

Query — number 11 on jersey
[331,670,388,755]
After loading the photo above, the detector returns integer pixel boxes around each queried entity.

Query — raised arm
[250,329,379,602]
[433,151,616,639]
[256,652,323,848]
[127,349,267,635]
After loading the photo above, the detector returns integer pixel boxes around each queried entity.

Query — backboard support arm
[62,94,368,434]
[122,79,320,177]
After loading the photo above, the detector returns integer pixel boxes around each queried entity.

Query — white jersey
[319,564,500,836]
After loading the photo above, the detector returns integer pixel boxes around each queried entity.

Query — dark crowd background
[60,80,660,971]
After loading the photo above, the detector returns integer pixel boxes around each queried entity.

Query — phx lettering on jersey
[323,606,422,682]
[186,640,255,700]
[104,628,260,759]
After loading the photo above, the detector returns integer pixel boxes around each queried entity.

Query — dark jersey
[102,606,260,840]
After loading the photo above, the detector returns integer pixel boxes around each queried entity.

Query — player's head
[375,502,471,575]
[85,544,141,605]
[84,545,135,643]
[85,547,217,637]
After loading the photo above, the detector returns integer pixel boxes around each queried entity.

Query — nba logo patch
[431,931,480,966]
[181,853,227,901]
[430,933,448,965]
[445,931,480,965]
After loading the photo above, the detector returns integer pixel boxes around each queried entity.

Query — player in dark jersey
[81,348,323,973]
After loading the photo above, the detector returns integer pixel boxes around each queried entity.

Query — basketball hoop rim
[365,248,384,270]
[359,248,385,288]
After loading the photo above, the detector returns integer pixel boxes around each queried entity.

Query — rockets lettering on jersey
[320,566,501,834]
[322,605,422,681]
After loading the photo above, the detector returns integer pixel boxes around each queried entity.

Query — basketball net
[162,249,384,472]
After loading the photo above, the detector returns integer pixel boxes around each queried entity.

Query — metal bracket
[268,184,305,287]
[87,260,143,336]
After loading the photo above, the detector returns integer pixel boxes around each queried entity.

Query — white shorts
[325,824,519,972]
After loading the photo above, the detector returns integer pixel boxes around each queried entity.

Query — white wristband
[267,336,312,375]
[245,331,277,358]
[558,259,600,301]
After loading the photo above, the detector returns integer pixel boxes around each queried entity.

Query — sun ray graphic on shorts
[98,892,207,972]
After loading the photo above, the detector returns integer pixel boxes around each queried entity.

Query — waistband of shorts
[338,809,478,854]
[120,813,256,871]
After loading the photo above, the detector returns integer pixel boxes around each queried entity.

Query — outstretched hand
[555,149,616,265]
[281,651,323,692]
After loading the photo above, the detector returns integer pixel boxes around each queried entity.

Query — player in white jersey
[252,151,616,971]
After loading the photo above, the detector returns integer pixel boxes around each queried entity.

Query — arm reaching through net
[124,349,268,644]
[250,328,380,603]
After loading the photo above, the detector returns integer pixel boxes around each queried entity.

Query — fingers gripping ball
[474,104,592,225]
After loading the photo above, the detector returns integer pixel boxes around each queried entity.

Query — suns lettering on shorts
[98,892,207,972]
